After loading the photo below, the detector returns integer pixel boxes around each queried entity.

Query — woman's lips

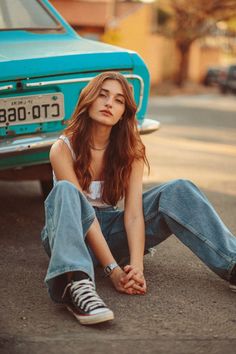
[100,110,113,116]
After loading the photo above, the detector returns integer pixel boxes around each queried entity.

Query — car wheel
[40,179,53,200]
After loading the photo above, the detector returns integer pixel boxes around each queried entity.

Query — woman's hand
[121,264,147,294]
[109,267,134,294]
[109,266,143,295]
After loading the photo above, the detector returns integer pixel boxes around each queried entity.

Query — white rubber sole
[66,305,114,325]
[229,283,236,292]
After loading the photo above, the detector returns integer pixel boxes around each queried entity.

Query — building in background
[50,0,171,85]
[51,0,235,86]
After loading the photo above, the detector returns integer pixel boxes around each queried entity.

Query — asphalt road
[1,93,236,354]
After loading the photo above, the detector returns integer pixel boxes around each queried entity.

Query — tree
[156,0,236,86]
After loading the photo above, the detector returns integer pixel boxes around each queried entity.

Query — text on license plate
[0,93,64,127]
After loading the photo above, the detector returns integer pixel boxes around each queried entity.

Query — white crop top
[53,135,110,207]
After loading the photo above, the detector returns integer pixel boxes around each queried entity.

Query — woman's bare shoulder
[50,138,73,163]
[50,137,71,153]
[49,138,81,188]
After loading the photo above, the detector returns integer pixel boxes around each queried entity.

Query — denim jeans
[41,179,236,303]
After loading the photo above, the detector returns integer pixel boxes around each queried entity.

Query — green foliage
[155,0,236,85]
[156,0,236,41]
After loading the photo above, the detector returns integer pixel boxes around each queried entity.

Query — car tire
[40,179,53,200]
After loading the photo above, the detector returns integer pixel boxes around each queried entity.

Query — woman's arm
[86,218,138,294]
[123,159,147,293]
[50,140,134,293]
[50,140,115,263]
[50,139,83,191]
[124,159,145,268]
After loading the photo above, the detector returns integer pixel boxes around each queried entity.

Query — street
[0,93,236,354]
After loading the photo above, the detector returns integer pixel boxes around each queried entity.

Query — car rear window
[0,0,60,30]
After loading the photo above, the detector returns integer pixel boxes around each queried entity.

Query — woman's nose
[105,97,113,108]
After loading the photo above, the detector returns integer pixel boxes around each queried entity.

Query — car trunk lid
[0,38,133,80]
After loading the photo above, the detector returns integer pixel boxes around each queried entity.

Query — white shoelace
[70,279,107,313]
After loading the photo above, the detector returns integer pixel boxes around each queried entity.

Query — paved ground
[0,93,236,354]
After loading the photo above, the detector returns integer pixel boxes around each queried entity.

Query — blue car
[0,0,159,197]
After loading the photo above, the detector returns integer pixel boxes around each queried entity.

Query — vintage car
[0,0,159,197]
[218,64,236,94]
[202,66,222,87]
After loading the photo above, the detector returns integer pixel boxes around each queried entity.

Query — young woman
[41,71,236,326]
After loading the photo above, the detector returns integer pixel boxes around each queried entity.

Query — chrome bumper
[0,119,160,158]
[0,132,60,158]
[138,118,160,135]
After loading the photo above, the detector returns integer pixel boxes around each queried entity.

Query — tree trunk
[175,41,192,87]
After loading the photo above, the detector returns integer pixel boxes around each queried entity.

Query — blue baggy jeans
[41,179,236,303]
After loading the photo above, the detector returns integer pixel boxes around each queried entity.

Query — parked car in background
[0,0,159,198]
[218,64,236,94]
[202,66,222,86]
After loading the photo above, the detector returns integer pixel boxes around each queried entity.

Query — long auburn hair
[64,71,149,205]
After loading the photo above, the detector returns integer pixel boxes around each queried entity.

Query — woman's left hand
[109,266,137,294]
[121,264,147,294]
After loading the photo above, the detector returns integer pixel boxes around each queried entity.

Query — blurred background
[1,3,236,350]
[50,0,236,94]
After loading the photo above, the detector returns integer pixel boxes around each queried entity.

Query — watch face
[104,263,118,276]
[105,265,111,274]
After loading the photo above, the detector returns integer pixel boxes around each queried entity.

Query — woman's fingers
[123,265,132,272]
[131,273,145,285]
[122,268,140,283]
[123,287,144,295]
[123,278,146,292]
[116,265,147,294]
[117,281,147,295]
[121,270,144,286]
[110,267,145,295]
[132,283,146,293]
[118,285,135,295]
[123,278,135,289]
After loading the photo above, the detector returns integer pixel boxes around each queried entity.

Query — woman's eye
[99,93,106,97]
[116,99,125,104]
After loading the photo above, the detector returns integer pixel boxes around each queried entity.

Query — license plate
[0,93,64,127]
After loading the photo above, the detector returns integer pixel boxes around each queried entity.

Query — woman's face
[88,79,126,127]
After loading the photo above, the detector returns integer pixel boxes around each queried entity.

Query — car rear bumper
[138,118,160,135]
[0,132,59,159]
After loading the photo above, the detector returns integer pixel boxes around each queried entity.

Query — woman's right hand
[122,264,147,294]
[109,267,146,295]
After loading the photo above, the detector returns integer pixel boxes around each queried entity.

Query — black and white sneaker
[63,279,114,325]
[229,283,236,292]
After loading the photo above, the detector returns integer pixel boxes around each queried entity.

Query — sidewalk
[150,81,219,96]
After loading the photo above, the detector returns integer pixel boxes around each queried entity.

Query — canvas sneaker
[63,279,114,325]
[229,283,236,292]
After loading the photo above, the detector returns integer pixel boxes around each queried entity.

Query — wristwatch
[104,262,119,277]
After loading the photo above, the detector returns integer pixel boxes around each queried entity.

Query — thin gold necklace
[89,142,109,151]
